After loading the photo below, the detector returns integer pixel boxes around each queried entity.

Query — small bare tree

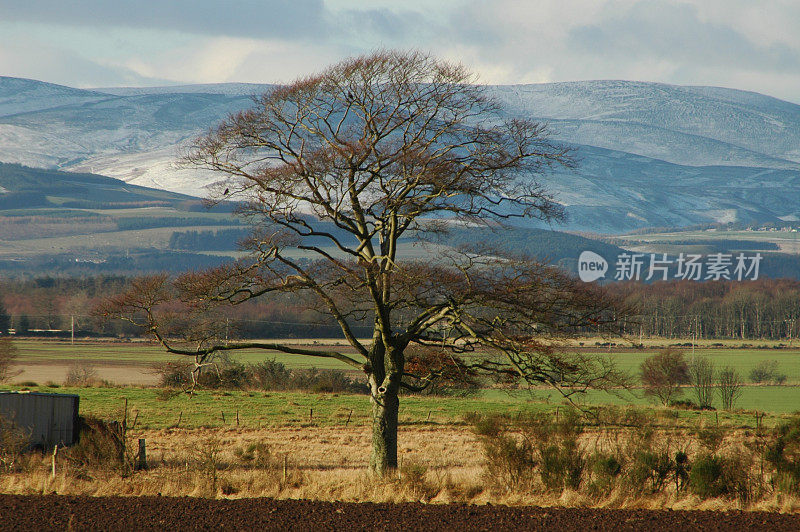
[688,355,715,409]
[0,337,20,383]
[640,349,689,406]
[718,366,743,410]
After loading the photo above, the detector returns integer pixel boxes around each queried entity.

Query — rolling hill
[0,77,799,233]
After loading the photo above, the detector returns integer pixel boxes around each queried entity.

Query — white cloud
[117,37,345,85]
[0,0,798,103]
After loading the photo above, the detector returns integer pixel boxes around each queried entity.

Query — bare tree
[0,337,20,383]
[718,366,743,411]
[688,355,715,409]
[640,349,690,406]
[97,51,626,475]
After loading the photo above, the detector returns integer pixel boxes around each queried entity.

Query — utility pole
[71,315,74,345]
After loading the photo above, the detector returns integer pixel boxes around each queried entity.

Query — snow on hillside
[0,77,111,117]
[0,76,798,232]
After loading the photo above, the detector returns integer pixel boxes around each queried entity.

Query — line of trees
[609,279,800,340]
[1,276,799,341]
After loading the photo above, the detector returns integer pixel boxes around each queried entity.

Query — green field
[14,339,359,369]
[15,340,800,381]
[615,228,800,254]
[9,339,800,424]
[3,384,798,432]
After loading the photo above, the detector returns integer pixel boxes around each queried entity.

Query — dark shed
[0,391,80,448]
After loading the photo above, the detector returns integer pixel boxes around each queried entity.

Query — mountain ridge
[1,76,798,233]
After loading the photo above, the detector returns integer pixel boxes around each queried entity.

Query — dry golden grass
[1,424,798,513]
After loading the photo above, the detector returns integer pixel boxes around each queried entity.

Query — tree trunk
[369,376,399,475]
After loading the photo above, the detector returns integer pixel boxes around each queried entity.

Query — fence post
[135,438,147,471]
[51,445,58,479]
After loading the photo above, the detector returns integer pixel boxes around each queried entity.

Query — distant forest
[1,275,799,341]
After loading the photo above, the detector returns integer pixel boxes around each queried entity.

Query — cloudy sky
[1,0,799,102]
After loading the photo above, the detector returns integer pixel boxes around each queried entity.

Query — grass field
[2,382,798,431]
[7,338,800,424]
[13,338,800,381]
[615,229,800,254]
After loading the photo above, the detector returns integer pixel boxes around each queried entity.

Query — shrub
[527,411,585,492]
[718,367,743,410]
[473,415,536,492]
[289,368,366,394]
[64,362,100,387]
[749,360,787,385]
[65,416,125,469]
[0,415,31,472]
[234,442,273,469]
[689,454,725,498]
[621,428,679,494]
[640,349,690,405]
[152,360,194,388]
[626,449,675,493]
[249,359,292,390]
[151,357,367,394]
[688,355,715,408]
[587,452,623,495]
[689,453,751,500]
[764,417,800,494]
[696,425,725,453]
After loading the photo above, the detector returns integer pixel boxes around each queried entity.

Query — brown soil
[1,495,798,531]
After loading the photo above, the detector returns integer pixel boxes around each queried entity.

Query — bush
[688,355,715,408]
[765,417,800,494]
[626,449,675,493]
[152,360,194,388]
[527,411,585,492]
[472,415,536,492]
[288,368,366,394]
[249,359,292,390]
[587,452,623,495]
[749,360,787,385]
[234,442,273,469]
[689,454,725,498]
[473,411,587,494]
[64,362,100,387]
[640,349,690,405]
[689,453,751,500]
[718,367,743,410]
[151,356,367,394]
[0,415,31,472]
[65,417,125,469]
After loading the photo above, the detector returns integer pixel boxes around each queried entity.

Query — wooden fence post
[51,445,58,479]
[135,439,147,471]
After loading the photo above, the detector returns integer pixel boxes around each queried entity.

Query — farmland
[6,338,800,420]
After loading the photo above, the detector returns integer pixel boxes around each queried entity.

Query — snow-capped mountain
[0,76,798,233]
